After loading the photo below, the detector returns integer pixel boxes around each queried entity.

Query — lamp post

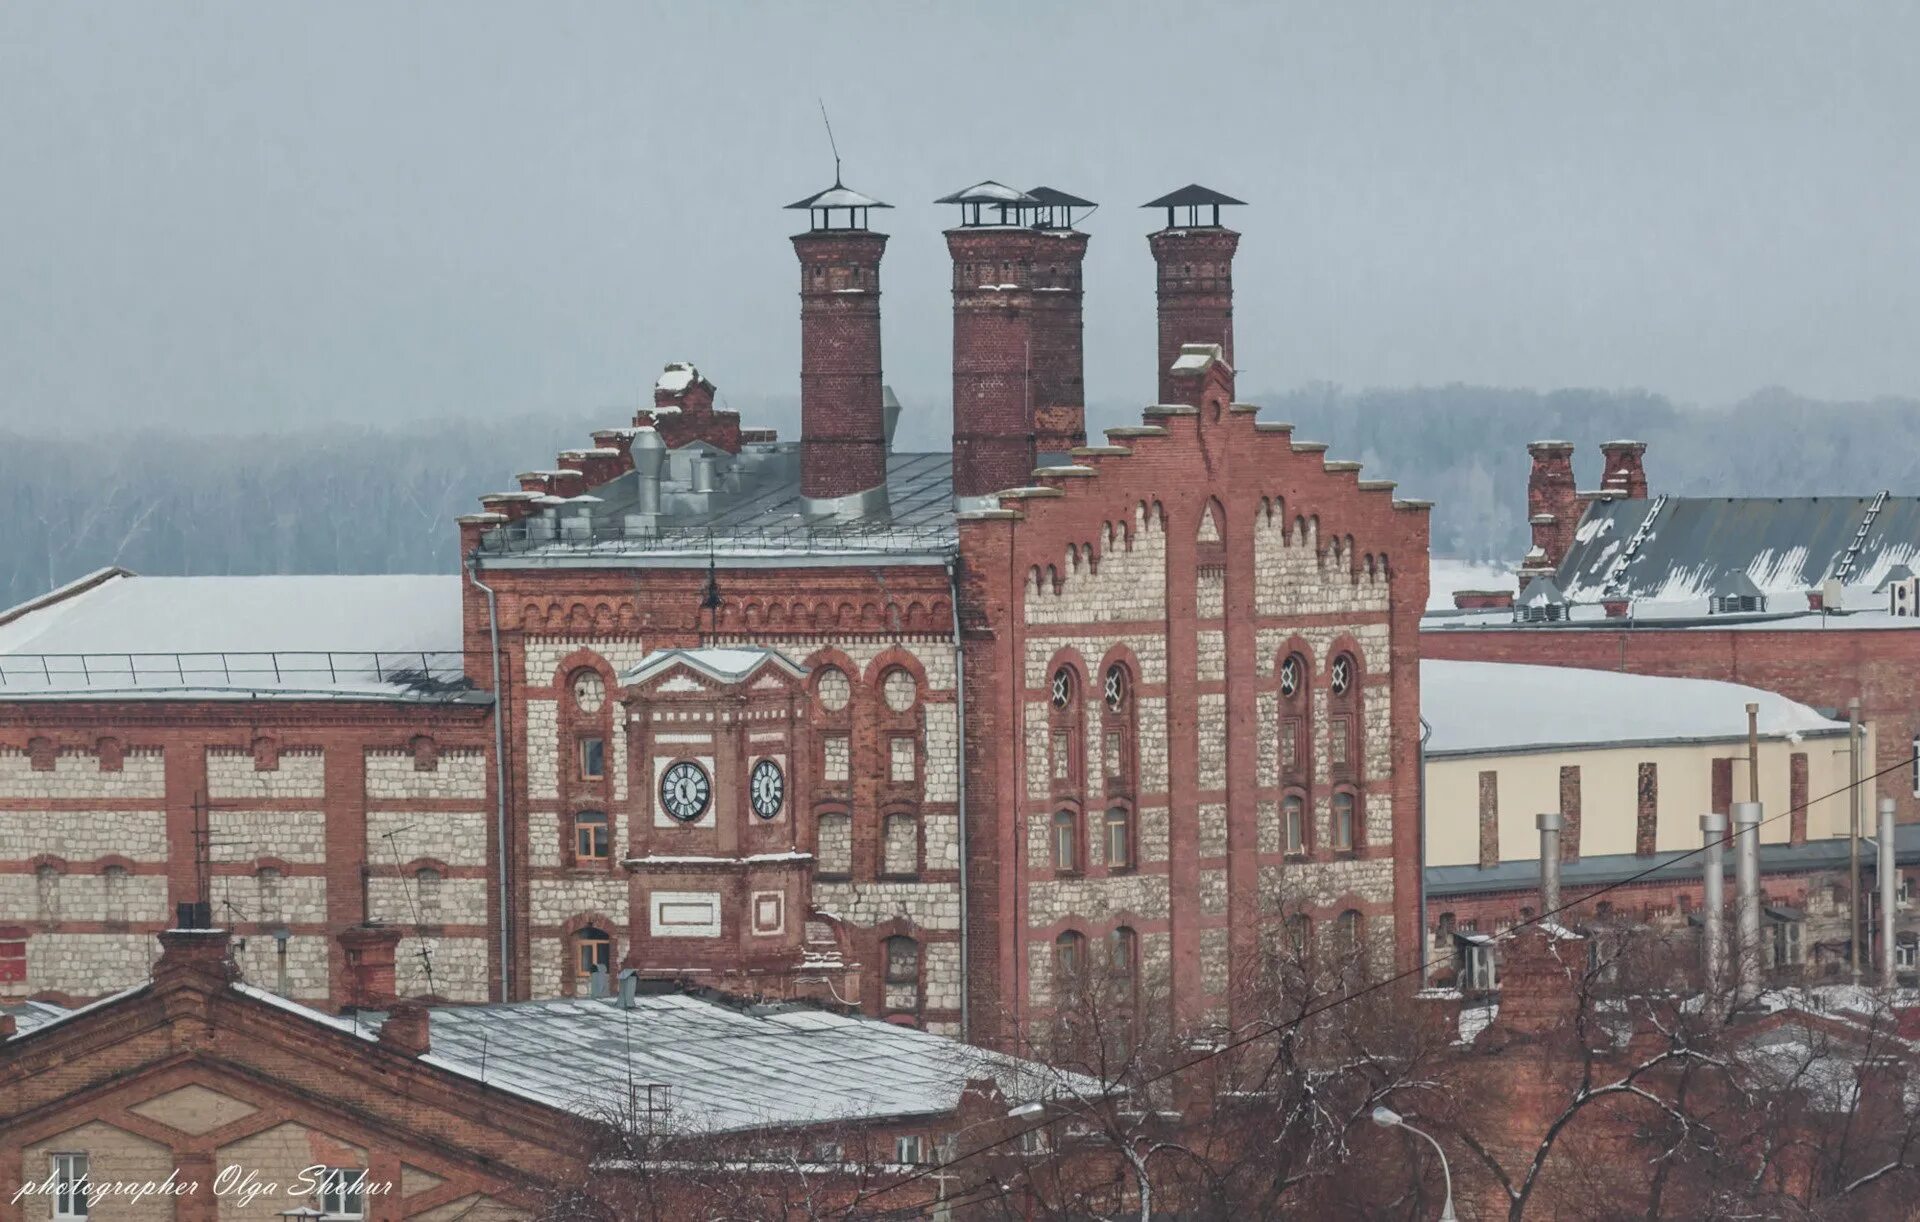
[1372,1105,1457,1221]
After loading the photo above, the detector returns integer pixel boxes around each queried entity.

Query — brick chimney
[637,363,742,455]
[1028,187,1096,454]
[377,998,432,1056]
[1144,185,1244,406]
[787,181,892,508]
[943,182,1043,499]
[154,927,237,987]
[1598,439,1648,499]
[1524,441,1578,573]
[1482,925,1587,1043]
[337,924,402,1010]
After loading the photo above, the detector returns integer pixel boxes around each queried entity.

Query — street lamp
[1372,1105,1456,1221]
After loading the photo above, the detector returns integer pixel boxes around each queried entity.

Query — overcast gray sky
[2,1,1915,445]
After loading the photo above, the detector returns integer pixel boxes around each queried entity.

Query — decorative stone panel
[525,637,650,683]
[924,813,960,870]
[0,809,166,861]
[209,810,327,864]
[527,812,562,868]
[822,735,850,782]
[364,748,488,800]
[206,748,325,800]
[1026,872,1171,924]
[1199,928,1229,994]
[525,699,559,800]
[1138,697,1168,793]
[883,813,918,875]
[810,881,960,930]
[1199,868,1228,916]
[923,704,959,803]
[1198,803,1228,858]
[0,747,164,800]
[1197,694,1226,790]
[366,810,490,868]
[889,736,916,783]
[1196,630,1225,682]
[1138,805,1170,864]
[925,942,961,1010]
[1024,505,1168,626]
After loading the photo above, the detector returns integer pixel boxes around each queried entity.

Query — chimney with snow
[1599,439,1649,499]
[786,181,892,512]
[942,182,1043,500]
[1523,441,1578,574]
[1144,185,1244,406]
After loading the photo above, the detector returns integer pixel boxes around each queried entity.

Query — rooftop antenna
[700,532,723,641]
[819,99,842,187]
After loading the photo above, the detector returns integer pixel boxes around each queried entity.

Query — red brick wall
[1148,228,1239,403]
[948,227,1041,498]
[792,229,889,500]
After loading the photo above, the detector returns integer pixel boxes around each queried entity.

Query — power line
[856,753,1918,1210]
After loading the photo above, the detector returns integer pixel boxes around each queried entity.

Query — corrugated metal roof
[1559,494,1920,605]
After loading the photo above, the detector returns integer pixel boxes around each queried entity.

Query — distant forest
[4,385,1917,612]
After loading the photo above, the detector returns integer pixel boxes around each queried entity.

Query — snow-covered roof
[1421,660,1849,757]
[403,993,1086,1134]
[622,646,807,688]
[655,362,703,394]
[0,571,474,701]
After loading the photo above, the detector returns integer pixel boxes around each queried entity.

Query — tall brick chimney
[1028,186,1096,455]
[1599,439,1649,499]
[1144,185,1244,405]
[787,181,892,511]
[1524,441,1579,573]
[942,181,1043,499]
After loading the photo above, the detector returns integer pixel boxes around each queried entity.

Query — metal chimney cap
[1732,801,1764,826]
[1536,811,1564,831]
[1700,812,1729,832]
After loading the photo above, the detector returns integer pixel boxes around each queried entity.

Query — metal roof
[784,184,891,211]
[406,992,1083,1134]
[1027,186,1096,208]
[1141,184,1246,208]
[1427,823,1920,899]
[1558,494,1920,605]
[476,446,959,567]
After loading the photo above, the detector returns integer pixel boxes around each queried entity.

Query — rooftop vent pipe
[1700,811,1727,997]
[632,428,666,515]
[1880,796,1897,985]
[1733,801,1763,1003]
[1537,811,1563,914]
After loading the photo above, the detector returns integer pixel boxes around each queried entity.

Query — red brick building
[0,180,1430,1051]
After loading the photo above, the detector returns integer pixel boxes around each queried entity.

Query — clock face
[750,759,785,819]
[659,760,712,823]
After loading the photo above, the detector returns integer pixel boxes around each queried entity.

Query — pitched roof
[1558,494,1920,605]
[1141,184,1246,208]
[0,572,474,701]
[1420,660,1848,756]
[622,646,807,687]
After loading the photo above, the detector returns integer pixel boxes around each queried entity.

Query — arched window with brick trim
[1284,913,1313,964]
[1054,930,1087,995]
[1100,658,1137,798]
[1052,809,1080,875]
[1335,909,1364,960]
[1048,662,1085,795]
[1278,650,1312,795]
[1327,650,1364,849]
[1103,805,1133,871]
[1283,792,1308,856]
[1106,926,1138,1000]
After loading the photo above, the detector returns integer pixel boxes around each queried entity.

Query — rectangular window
[1052,814,1078,873]
[579,737,605,779]
[895,1135,926,1165]
[52,1153,88,1219]
[1105,810,1131,870]
[1284,799,1305,855]
[320,1168,367,1219]
[1332,793,1355,851]
[0,936,25,984]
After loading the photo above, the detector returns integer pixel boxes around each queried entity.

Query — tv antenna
[819,99,842,186]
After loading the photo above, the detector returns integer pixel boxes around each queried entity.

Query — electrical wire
[854,752,1917,1211]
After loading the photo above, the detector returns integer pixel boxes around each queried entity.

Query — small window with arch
[1104,807,1132,870]
[1332,791,1357,851]
[1283,794,1307,855]
[1052,810,1080,873]
[885,935,919,985]
[574,927,612,983]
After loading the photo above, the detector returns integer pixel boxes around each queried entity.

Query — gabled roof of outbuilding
[1558,494,1920,605]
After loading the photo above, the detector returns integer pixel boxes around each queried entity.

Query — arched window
[1052,810,1080,873]
[574,810,610,861]
[885,936,919,985]
[1283,793,1307,856]
[882,812,919,878]
[1048,664,1084,793]
[1327,652,1360,782]
[1054,931,1086,989]
[1104,807,1133,871]
[1101,661,1136,795]
[1278,652,1310,787]
[1107,927,1138,992]
[1335,910,1363,959]
[1284,913,1312,961]
[574,927,612,984]
[1332,791,1356,852]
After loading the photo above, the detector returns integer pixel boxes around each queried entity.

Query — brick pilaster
[1558,765,1581,863]
[1478,770,1499,869]
[1635,762,1658,856]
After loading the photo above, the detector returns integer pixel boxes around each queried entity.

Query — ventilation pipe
[1700,811,1727,997]
[692,453,717,494]
[1537,811,1563,914]
[632,428,666,515]
[1880,796,1897,985]
[1733,801,1763,1003]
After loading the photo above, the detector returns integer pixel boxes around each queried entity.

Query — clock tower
[618,647,858,1001]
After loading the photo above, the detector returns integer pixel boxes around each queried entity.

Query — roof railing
[0,650,470,691]
[476,516,958,556]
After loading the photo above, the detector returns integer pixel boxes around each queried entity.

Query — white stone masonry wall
[364,749,488,800]
[366,810,490,868]
[212,873,326,925]
[811,881,960,931]
[530,878,628,926]
[0,873,168,923]
[396,936,490,1002]
[525,637,651,684]
[208,810,327,863]
[525,699,559,800]
[925,942,961,1010]
[1027,872,1171,925]
[206,749,325,800]
[0,809,166,860]
[0,748,164,800]
[27,932,156,995]
[232,933,331,1000]
[1025,505,1168,626]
